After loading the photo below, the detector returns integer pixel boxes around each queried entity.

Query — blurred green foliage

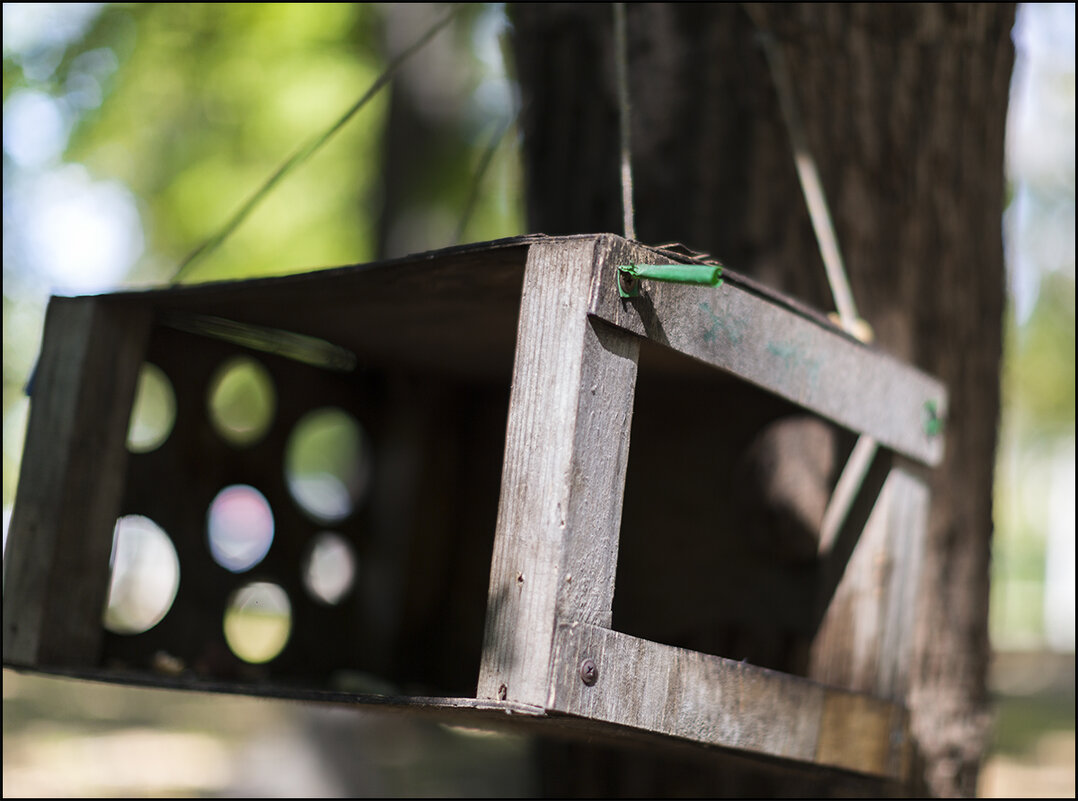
[991,693,1075,757]
[3,1,521,278]
[1003,270,1076,440]
[60,3,387,280]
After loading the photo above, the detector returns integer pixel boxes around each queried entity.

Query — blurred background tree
[2,2,1073,797]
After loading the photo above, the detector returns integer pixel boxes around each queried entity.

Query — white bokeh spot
[2,89,70,168]
[19,164,144,294]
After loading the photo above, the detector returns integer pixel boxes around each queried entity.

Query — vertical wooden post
[810,461,931,700]
[872,464,930,699]
[3,296,150,668]
[478,235,640,706]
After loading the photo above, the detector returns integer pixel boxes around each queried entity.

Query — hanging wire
[613,2,636,241]
[170,4,461,284]
[455,111,516,245]
[742,6,868,341]
[742,6,880,558]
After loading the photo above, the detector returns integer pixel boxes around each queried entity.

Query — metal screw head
[617,266,640,299]
[579,658,598,686]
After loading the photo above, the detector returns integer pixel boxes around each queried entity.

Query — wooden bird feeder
[3,234,945,788]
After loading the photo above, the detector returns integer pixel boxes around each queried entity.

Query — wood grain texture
[554,315,639,627]
[811,464,930,699]
[548,622,909,779]
[477,235,648,706]
[590,243,947,466]
[120,237,540,381]
[478,236,609,705]
[3,297,149,667]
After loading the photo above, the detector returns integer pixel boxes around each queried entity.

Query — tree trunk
[375,3,482,261]
[509,3,1014,796]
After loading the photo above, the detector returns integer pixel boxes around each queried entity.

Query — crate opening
[612,336,859,676]
[100,257,526,699]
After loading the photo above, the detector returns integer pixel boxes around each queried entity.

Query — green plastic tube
[617,263,723,297]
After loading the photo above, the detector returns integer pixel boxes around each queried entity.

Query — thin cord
[171,4,461,283]
[743,6,864,338]
[613,2,635,241]
[455,112,516,245]
[744,6,879,558]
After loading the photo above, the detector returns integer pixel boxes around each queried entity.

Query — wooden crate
[3,233,945,786]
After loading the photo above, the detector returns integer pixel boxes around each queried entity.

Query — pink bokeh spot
[207,485,274,572]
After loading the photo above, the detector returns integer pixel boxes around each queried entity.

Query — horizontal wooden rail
[547,622,909,780]
[590,237,946,466]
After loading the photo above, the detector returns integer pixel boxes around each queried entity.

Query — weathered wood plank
[814,441,895,626]
[555,315,640,627]
[3,297,150,668]
[478,235,642,706]
[547,622,910,780]
[815,690,910,779]
[113,236,546,381]
[478,237,607,705]
[589,243,947,466]
[876,465,930,698]
[810,464,930,699]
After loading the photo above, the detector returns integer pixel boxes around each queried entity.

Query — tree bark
[509,3,1014,796]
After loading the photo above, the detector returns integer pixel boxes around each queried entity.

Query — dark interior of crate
[100,244,854,697]
[614,340,858,677]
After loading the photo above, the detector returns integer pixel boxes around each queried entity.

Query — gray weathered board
[3,298,149,668]
[3,233,942,784]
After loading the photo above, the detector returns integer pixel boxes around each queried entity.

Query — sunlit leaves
[1003,270,1077,441]
[60,3,386,282]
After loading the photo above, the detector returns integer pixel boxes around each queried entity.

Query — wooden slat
[555,235,671,627]
[810,464,930,698]
[547,622,910,780]
[3,297,150,668]
[478,236,640,706]
[876,466,929,697]
[478,238,602,705]
[555,316,640,626]
[111,237,548,381]
[814,443,895,627]
[589,238,947,466]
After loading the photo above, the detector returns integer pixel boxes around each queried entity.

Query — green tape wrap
[617,263,723,298]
